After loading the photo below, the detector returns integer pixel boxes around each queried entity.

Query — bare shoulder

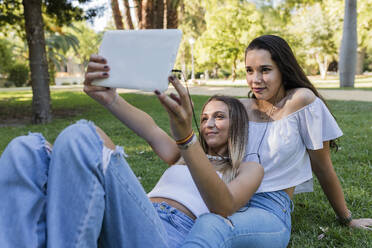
[286,88,317,111]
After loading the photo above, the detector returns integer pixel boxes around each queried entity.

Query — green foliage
[6,62,29,87]
[64,22,103,66]
[358,0,372,50]
[195,0,262,78]
[0,38,14,74]
[0,0,104,28]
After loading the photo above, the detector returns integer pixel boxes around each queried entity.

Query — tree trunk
[111,0,124,29]
[356,48,365,75]
[153,0,164,29]
[315,53,328,80]
[122,0,134,29]
[231,54,237,82]
[23,0,52,124]
[133,0,142,28]
[339,0,357,87]
[165,0,180,29]
[142,0,154,29]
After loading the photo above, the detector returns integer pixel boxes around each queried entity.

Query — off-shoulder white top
[244,97,343,194]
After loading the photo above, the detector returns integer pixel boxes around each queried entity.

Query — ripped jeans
[181,191,293,248]
[0,120,193,248]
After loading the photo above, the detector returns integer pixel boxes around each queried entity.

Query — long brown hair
[245,35,338,149]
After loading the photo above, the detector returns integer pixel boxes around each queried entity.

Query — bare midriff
[150,197,196,220]
[283,187,295,199]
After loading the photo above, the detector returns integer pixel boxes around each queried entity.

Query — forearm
[181,143,237,217]
[107,95,180,164]
[308,144,350,219]
[313,165,349,219]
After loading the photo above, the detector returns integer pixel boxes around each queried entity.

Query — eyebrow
[201,110,227,116]
[246,64,273,68]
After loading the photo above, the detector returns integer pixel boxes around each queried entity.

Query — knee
[194,213,229,231]
[6,133,48,156]
[95,126,115,150]
[53,120,114,156]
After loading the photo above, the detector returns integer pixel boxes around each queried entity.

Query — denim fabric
[0,120,183,248]
[0,133,50,248]
[153,202,195,248]
[181,191,292,248]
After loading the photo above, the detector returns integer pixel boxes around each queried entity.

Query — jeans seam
[74,170,103,247]
[110,161,168,244]
[218,228,288,248]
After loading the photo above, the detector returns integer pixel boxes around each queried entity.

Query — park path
[1,85,372,102]
[163,86,372,102]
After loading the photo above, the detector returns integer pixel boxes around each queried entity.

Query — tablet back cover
[93,29,182,92]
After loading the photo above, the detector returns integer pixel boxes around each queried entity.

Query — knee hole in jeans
[95,126,115,150]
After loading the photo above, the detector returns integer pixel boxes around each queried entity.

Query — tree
[355,0,372,74]
[111,0,124,29]
[109,0,181,29]
[23,0,51,123]
[339,0,357,87]
[288,3,337,79]
[176,0,206,78]
[0,0,103,123]
[195,0,262,81]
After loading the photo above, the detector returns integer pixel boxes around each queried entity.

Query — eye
[201,117,208,122]
[245,67,253,74]
[262,67,271,73]
[215,114,225,119]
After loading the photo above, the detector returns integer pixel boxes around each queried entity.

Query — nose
[253,71,263,83]
[206,117,215,128]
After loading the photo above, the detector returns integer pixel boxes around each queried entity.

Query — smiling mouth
[205,132,218,136]
[252,87,266,93]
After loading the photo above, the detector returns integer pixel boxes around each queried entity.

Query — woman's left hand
[349,218,372,230]
[155,75,193,141]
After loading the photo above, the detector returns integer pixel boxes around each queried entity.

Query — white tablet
[92,29,182,92]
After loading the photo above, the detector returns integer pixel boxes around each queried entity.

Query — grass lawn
[0,90,371,247]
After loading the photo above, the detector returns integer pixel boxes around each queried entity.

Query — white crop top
[244,97,343,194]
[148,164,222,218]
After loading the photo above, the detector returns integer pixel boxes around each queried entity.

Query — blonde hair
[177,95,249,184]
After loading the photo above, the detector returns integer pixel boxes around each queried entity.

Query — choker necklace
[207,154,229,161]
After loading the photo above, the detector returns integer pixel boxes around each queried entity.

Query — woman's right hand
[83,54,117,107]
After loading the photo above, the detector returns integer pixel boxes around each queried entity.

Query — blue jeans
[0,120,193,248]
[181,191,292,248]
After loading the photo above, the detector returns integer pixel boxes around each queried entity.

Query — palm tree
[339,0,357,87]
[111,0,124,29]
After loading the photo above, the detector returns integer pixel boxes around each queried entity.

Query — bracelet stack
[176,130,197,150]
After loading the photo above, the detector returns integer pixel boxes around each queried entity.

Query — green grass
[0,91,371,247]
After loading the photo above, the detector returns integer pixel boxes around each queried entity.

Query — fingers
[168,75,192,112]
[155,90,181,117]
[87,62,110,73]
[85,71,109,85]
[84,54,110,83]
[89,54,107,64]
[170,93,181,105]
